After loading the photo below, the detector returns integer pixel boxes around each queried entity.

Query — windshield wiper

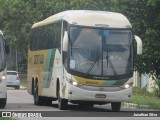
[86,55,99,75]
[106,45,117,75]
[106,55,117,75]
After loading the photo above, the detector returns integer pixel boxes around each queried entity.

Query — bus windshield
[0,35,5,71]
[69,26,133,76]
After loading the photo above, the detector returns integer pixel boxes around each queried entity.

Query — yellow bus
[0,30,7,108]
[27,10,142,111]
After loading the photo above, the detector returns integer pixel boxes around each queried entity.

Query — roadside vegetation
[19,74,27,88]
[132,87,160,109]
[20,78,27,88]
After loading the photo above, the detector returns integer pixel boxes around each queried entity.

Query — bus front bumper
[64,83,132,103]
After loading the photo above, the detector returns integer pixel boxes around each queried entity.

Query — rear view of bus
[0,30,7,108]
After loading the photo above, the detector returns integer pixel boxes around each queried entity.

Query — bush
[154,78,160,98]
[132,87,160,109]
[133,87,155,97]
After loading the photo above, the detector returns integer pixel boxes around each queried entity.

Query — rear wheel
[0,98,7,109]
[57,84,68,110]
[33,83,44,105]
[111,102,121,112]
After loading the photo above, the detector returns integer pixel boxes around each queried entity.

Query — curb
[122,102,150,109]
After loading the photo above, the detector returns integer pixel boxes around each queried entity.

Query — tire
[111,102,121,112]
[33,83,43,105]
[0,98,7,109]
[58,85,68,110]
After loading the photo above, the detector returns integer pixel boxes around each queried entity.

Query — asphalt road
[0,89,159,120]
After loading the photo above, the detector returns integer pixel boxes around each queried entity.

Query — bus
[27,10,142,111]
[0,30,7,108]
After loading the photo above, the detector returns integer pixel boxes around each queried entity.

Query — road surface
[0,89,159,120]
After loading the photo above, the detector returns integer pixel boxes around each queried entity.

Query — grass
[20,77,27,88]
[19,74,27,88]
[132,87,160,109]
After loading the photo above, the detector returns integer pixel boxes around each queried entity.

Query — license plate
[95,94,106,98]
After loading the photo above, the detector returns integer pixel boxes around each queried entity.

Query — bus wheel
[58,85,68,110]
[0,98,7,108]
[33,83,43,105]
[111,102,121,112]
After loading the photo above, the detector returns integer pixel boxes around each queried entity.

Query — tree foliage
[0,0,160,77]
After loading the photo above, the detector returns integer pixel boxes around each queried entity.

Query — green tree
[117,0,160,96]
[0,0,160,80]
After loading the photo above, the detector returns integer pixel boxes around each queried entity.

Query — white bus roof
[32,10,132,28]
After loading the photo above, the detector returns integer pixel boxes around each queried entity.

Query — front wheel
[58,85,68,110]
[111,102,121,112]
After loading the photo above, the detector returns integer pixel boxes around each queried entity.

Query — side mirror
[63,31,69,52]
[134,35,142,55]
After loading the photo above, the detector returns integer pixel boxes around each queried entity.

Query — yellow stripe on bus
[73,76,117,87]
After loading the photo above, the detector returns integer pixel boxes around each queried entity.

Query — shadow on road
[49,103,112,112]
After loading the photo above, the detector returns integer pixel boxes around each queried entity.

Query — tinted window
[69,26,133,76]
[30,21,62,51]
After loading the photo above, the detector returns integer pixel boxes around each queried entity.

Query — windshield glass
[69,26,132,76]
[0,35,5,71]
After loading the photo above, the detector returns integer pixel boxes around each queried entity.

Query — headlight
[124,84,130,89]
[70,80,79,86]
[67,78,79,86]
[121,82,133,89]
[0,75,6,80]
[72,81,78,86]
